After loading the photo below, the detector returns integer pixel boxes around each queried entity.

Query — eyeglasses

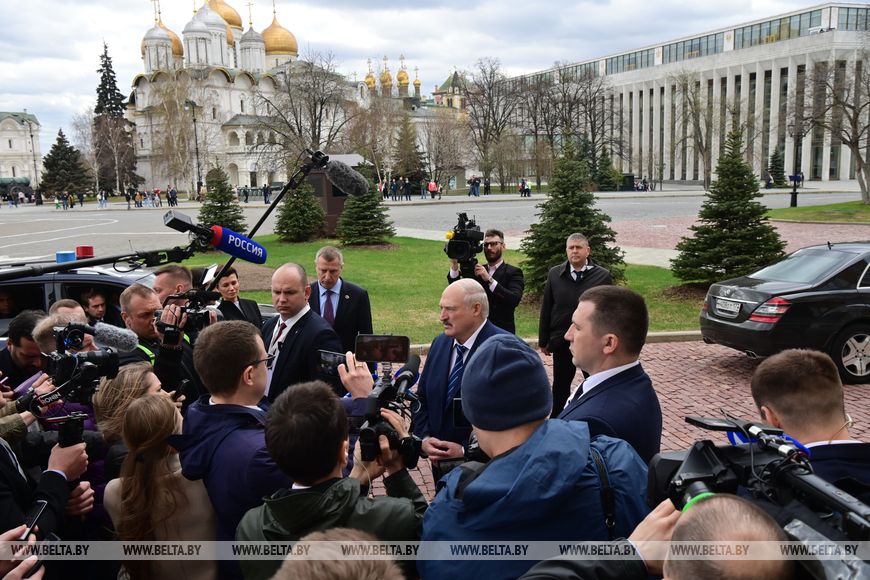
[483,241,502,247]
[244,354,276,369]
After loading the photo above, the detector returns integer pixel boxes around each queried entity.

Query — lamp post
[185,99,202,200]
[786,118,808,208]
[24,118,41,204]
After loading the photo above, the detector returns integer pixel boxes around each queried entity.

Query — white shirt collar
[804,439,862,449]
[319,279,342,297]
[487,259,503,273]
[580,360,641,397]
[455,321,486,352]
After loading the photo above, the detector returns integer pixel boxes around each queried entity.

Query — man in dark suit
[557,286,661,464]
[751,349,870,503]
[413,279,509,481]
[540,233,613,415]
[308,246,373,354]
[80,288,125,328]
[448,228,524,334]
[215,266,262,329]
[262,263,342,401]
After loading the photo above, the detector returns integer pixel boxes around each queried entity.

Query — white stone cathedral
[128,0,308,192]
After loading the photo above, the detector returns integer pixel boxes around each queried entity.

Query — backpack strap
[590,445,616,540]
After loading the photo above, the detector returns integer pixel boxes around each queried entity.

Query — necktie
[445,344,468,411]
[323,290,335,326]
[270,321,287,350]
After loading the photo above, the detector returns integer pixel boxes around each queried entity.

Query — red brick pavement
[377,341,869,501]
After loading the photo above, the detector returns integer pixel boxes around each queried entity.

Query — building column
[662,80,673,181]
[652,80,662,182]
[752,61,766,178]
[768,61,782,168]
[630,85,640,175]
[784,59,797,175]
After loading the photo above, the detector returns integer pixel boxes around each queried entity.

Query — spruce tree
[671,131,786,284]
[392,113,426,185]
[41,129,91,194]
[337,173,395,245]
[94,42,126,117]
[274,179,325,242]
[199,167,247,233]
[595,149,619,192]
[768,146,786,187]
[520,142,625,295]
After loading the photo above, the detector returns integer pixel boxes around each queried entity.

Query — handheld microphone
[324,160,370,197]
[93,322,139,352]
[394,355,421,398]
[209,226,267,264]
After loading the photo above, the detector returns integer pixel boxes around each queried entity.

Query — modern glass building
[516,3,869,184]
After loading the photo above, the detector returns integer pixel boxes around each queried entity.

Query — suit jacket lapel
[564,365,643,414]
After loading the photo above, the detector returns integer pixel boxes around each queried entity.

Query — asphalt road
[0,190,860,263]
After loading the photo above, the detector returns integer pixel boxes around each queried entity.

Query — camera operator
[117,284,204,402]
[521,494,794,580]
[0,311,45,390]
[236,380,426,580]
[448,228,524,334]
[420,334,648,580]
[413,279,509,482]
[751,349,870,502]
[152,265,193,306]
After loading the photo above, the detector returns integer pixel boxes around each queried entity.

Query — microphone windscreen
[93,322,139,352]
[325,160,370,197]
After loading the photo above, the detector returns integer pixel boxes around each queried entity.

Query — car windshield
[751,249,854,283]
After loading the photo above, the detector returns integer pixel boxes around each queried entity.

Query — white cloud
[0,0,828,153]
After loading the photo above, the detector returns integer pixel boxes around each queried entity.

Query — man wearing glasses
[176,320,292,578]
[448,228,525,334]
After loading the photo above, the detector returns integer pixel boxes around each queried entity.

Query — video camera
[157,289,222,333]
[37,324,119,406]
[445,212,484,279]
[649,414,870,576]
[354,335,423,468]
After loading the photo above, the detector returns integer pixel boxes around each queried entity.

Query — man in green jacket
[236,374,427,580]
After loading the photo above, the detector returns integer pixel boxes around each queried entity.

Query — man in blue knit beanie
[419,334,649,580]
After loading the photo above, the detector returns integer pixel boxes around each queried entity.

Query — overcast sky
[0,0,850,154]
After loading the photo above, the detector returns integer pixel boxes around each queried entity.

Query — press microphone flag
[209,226,267,264]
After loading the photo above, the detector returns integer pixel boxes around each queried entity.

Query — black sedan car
[700,242,870,384]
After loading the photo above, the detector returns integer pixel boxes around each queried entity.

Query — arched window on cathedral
[228,132,240,147]
[268,133,276,145]
[256,132,265,145]
[212,107,217,120]
[245,131,253,146]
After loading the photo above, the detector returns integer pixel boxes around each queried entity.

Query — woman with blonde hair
[105,395,216,580]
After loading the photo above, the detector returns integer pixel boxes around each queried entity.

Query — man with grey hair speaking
[412,279,508,482]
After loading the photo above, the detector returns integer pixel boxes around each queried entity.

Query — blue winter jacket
[175,396,292,542]
[419,420,649,580]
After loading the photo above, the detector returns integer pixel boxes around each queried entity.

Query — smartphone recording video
[354,335,410,363]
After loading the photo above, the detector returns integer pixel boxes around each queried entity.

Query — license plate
[715,298,741,317]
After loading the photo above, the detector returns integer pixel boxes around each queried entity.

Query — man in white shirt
[261,263,342,401]
[557,285,662,464]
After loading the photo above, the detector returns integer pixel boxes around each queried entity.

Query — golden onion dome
[226,23,234,44]
[380,70,392,85]
[396,69,409,85]
[209,0,242,28]
[413,77,421,87]
[364,72,376,89]
[159,19,184,57]
[261,15,298,55]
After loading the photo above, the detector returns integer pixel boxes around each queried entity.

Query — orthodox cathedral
[128,0,424,193]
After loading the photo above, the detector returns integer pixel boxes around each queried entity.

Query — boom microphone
[209,226,267,264]
[324,160,370,197]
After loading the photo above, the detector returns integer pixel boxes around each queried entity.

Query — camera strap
[590,446,616,541]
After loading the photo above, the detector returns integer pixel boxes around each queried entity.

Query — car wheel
[830,324,870,384]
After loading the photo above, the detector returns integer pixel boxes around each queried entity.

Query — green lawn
[768,200,870,223]
[184,236,702,343]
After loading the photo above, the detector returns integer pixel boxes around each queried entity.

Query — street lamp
[24,118,41,204]
[786,117,809,209]
[185,99,202,200]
